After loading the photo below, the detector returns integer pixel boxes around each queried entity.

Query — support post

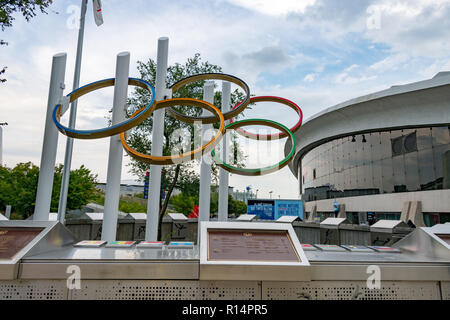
[5,206,11,219]
[101,52,130,242]
[0,126,3,166]
[146,37,169,241]
[197,81,215,243]
[57,0,88,224]
[34,53,67,221]
[218,81,231,221]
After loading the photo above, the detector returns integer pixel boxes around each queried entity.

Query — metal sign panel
[128,213,147,220]
[167,213,188,222]
[235,214,257,221]
[74,240,106,248]
[168,242,194,249]
[368,246,401,253]
[370,220,408,232]
[314,244,347,252]
[301,244,318,251]
[320,218,349,228]
[341,245,374,253]
[0,228,43,260]
[276,215,301,223]
[105,241,136,248]
[207,230,300,262]
[137,241,164,248]
[199,221,310,281]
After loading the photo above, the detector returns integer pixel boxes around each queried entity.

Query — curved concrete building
[286,72,450,226]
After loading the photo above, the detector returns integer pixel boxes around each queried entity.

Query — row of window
[300,126,450,201]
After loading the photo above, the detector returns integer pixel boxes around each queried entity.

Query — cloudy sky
[1,0,450,199]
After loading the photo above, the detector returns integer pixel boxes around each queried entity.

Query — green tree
[169,193,194,216]
[51,164,99,212]
[0,162,98,219]
[1,0,54,83]
[126,53,246,239]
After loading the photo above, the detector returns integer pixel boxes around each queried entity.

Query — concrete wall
[65,219,411,246]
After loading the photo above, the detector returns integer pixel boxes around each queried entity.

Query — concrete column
[146,37,169,241]
[400,201,411,223]
[34,53,67,221]
[101,52,130,242]
[218,82,231,221]
[409,201,425,227]
[307,205,317,222]
[337,204,346,219]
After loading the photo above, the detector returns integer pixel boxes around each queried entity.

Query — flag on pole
[93,0,104,26]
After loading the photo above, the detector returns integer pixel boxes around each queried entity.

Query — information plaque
[436,234,450,245]
[341,245,374,252]
[314,244,347,252]
[137,241,165,248]
[74,240,106,248]
[208,229,300,262]
[301,244,318,251]
[168,241,194,249]
[199,222,310,281]
[105,241,136,248]
[368,246,401,253]
[0,227,43,260]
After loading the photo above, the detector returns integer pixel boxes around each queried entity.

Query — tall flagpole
[57,0,88,224]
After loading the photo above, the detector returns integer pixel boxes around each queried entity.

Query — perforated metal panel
[0,280,446,300]
[441,282,450,300]
[262,281,441,300]
[0,280,67,300]
[70,280,261,300]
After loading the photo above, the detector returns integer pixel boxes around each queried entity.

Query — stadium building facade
[287,72,450,226]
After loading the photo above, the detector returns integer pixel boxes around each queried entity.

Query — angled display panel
[199,221,310,281]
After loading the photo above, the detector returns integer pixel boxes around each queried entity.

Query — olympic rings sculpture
[120,98,225,165]
[52,73,302,176]
[53,78,155,139]
[167,73,251,124]
[211,119,296,176]
[229,96,303,141]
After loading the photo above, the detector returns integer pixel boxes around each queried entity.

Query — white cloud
[335,72,377,85]
[304,74,315,82]
[224,0,316,16]
[369,53,409,72]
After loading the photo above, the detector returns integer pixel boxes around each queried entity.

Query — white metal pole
[0,126,3,167]
[218,81,231,221]
[57,0,88,224]
[34,53,67,221]
[101,52,130,242]
[197,81,215,243]
[145,37,169,241]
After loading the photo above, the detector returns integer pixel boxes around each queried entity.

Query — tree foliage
[0,0,54,83]
[0,0,54,30]
[169,193,195,215]
[0,162,98,219]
